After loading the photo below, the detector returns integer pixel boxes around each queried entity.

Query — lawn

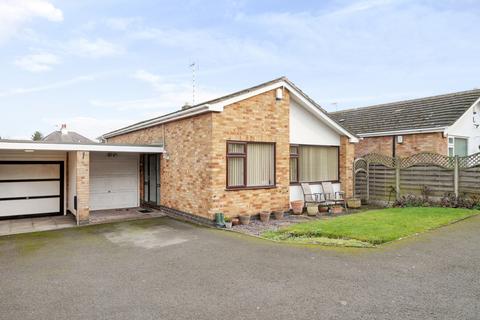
[263,207,478,246]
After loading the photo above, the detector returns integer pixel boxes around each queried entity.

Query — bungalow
[330,89,480,158]
[0,77,357,225]
[101,77,358,222]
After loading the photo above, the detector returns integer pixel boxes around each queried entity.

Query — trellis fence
[353,152,480,203]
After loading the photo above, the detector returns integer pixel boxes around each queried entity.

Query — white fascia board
[0,142,164,153]
[359,127,447,137]
[102,105,214,138]
[208,80,359,143]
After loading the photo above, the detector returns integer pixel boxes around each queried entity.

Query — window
[448,137,468,156]
[226,142,275,188]
[290,145,339,183]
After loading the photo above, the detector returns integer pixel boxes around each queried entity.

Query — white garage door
[90,153,139,211]
[0,162,63,218]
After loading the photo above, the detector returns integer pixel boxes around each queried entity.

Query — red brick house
[101,77,358,222]
[330,89,480,158]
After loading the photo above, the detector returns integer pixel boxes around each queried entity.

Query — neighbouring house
[42,124,94,143]
[330,89,480,158]
[101,77,358,222]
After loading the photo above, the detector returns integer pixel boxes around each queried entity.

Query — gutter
[358,127,447,138]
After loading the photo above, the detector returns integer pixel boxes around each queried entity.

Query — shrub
[394,192,480,210]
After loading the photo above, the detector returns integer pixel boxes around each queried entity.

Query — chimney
[60,124,68,135]
[181,102,191,110]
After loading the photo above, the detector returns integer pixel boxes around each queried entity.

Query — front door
[143,154,160,205]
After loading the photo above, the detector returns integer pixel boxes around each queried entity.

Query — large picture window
[227,141,275,189]
[290,145,339,183]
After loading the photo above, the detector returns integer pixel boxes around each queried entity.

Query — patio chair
[321,181,347,211]
[300,183,327,207]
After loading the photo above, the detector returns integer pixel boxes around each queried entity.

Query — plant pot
[306,205,318,216]
[330,206,343,215]
[319,206,329,213]
[291,200,304,215]
[232,218,240,226]
[239,215,251,225]
[224,221,233,229]
[273,211,284,220]
[347,198,361,209]
[259,211,270,223]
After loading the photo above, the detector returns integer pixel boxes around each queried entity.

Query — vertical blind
[227,142,275,188]
[294,145,338,182]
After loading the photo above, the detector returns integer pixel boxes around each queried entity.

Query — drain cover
[138,208,153,213]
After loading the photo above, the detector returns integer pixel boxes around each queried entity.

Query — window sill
[289,180,340,186]
[225,185,277,191]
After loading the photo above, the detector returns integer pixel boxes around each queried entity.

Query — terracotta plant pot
[273,211,284,220]
[330,206,344,215]
[232,218,240,226]
[306,205,318,216]
[259,211,270,223]
[347,198,361,209]
[239,215,251,225]
[291,200,304,215]
[319,206,329,213]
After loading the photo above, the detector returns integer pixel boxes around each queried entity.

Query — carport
[0,140,163,225]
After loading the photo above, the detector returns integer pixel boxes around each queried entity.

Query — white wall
[288,97,343,204]
[67,151,76,215]
[0,150,67,214]
[447,100,480,155]
[290,98,341,146]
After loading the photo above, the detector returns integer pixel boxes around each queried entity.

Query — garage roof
[0,140,163,153]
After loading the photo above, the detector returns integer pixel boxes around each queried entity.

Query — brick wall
[209,89,291,218]
[76,151,90,225]
[339,136,355,197]
[355,132,447,158]
[107,114,214,218]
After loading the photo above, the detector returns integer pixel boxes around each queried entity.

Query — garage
[0,161,63,218]
[89,153,139,211]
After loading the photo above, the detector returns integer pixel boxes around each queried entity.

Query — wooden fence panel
[400,165,454,197]
[459,165,480,195]
[369,164,395,200]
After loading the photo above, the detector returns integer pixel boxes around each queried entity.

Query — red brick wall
[355,132,447,158]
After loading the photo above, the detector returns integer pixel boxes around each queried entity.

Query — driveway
[0,215,479,320]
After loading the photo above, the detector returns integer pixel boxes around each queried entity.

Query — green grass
[263,207,478,246]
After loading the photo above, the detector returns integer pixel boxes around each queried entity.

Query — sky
[1,0,479,140]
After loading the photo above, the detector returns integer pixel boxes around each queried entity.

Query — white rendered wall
[447,101,480,155]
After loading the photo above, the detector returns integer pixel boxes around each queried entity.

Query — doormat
[138,208,153,213]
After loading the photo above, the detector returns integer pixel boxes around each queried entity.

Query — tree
[31,131,44,141]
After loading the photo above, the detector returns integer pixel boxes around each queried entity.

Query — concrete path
[0,215,76,236]
[0,215,479,320]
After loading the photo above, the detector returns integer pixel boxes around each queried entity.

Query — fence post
[454,155,459,198]
[366,160,370,203]
[395,156,401,200]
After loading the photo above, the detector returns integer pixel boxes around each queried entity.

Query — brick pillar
[76,151,90,225]
[339,136,355,198]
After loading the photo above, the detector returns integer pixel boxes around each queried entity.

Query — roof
[0,139,163,153]
[330,89,480,136]
[42,130,94,143]
[102,77,358,142]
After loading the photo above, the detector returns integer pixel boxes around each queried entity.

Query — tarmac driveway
[0,215,479,320]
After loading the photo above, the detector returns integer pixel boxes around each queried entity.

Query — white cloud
[0,74,97,97]
[67,38,124,58]
[14,52,60,72]
[0,0,63,43]
[105,17,142,31]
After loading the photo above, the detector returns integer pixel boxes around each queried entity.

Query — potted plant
[232,217,240,226]
[259,211,270,223]
[319,205,329,213]
[224,216,233,229]
[290,200,304,215]
[347,198,361,209]
[239,214,251,225]
[273,210,284,220]
[330,205,343,215]
[306,204,318,216]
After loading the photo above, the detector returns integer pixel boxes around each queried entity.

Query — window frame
[226,140,276,190]
[289,144,340,185]
[289,144,299,184]
[448,136,469,157]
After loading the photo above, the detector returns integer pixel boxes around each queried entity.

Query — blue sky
[1,0,479,140]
